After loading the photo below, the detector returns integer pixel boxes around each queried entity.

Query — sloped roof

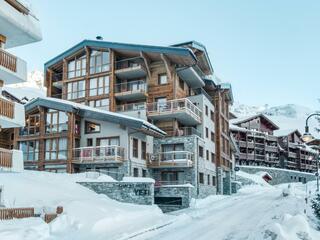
[25,97,166,137]
[274,129,302,137]
[231,113,279,130]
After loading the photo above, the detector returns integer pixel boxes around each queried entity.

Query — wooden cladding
[0,148,12,168]
[0,49,17,72]
[0,208,34,220]
[0,97,15,119]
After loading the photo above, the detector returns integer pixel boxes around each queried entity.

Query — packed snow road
[125,184,320,240]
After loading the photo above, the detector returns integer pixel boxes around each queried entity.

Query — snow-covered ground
[1,170,320,240]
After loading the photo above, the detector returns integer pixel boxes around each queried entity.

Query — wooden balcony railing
[0,49,17,72]
[0,208,34,220]
[0,98,15,119]
[0,148,13,168]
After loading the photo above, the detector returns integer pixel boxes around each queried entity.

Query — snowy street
[126,184,320,240]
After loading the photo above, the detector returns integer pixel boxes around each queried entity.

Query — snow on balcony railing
[149,151,193,167]
[0,49,17,72]
[0,97,14,119]
[73,145,125,163]
[114,80,147,94]
[161,126,201,138]
[0,148,13,168]
[147,98,202,122]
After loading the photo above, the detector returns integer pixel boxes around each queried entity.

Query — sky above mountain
[8,0,320,109]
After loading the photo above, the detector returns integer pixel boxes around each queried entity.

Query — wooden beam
[140,51,151,80]
[160,54,172,80]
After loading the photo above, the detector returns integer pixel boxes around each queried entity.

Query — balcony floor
[115,66,146,80]
[114,90,147,101]
[148,110,201,125]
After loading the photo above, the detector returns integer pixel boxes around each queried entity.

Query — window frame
[85,121,101,134]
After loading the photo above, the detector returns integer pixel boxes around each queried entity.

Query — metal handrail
[115,57,144,70]
[116,102,146,112]
[73,145,125,163]
[115,80,147,93]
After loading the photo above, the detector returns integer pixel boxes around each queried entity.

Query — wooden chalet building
[230,114,280,167]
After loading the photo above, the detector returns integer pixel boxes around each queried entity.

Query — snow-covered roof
[3,86,46,103]
[25,97,166,137]
[230,124,249,133]
[231,113,279,130]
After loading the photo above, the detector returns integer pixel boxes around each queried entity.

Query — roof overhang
[177,66,205,88]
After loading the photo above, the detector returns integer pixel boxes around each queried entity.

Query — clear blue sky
[11,0,320,109]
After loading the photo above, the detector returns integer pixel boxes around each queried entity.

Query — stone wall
[198,184,216,198]
[239,166,316,185]
[154,185,193,212]
[78,181,154,205]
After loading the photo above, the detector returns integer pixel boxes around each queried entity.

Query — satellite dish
[96,36,103,41]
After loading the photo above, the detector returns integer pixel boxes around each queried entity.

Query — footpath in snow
[0,170,320,240]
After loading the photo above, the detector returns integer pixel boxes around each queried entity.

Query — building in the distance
[16,39,234,200]
[0,0,42,171]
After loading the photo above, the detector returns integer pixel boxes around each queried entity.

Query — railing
[147,98,202,122]
[115,80,147,94]
[0,208,34,220]
[0,98,15,119]
[0,148,13,168]
[266,135,278,141]
[116,102,146,112]
[115,57,144,70]
[237,140,247,148]
[162,127,201,138]
[73,145,125,163]
[155,180,191,186]
[0,49,17,72]
[149,151,193,167]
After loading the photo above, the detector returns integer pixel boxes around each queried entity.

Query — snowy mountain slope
[231,102,320,138]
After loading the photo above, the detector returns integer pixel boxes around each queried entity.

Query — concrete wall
[239,166,316,185]
[78,181,154,205]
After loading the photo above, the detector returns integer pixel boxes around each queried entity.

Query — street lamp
[302,113,320,192]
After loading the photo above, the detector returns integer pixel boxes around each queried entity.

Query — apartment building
[16,39,234,198]
[231,114,318,173]
[276,129,317,173]
[0,0,42,171]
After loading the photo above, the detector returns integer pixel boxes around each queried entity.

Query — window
[199,146,204,158]
[212,176,216,186]
[142,169,147,177]
[205,105,208,116]
[206,150,209,161]
[199,172,204,184]
[179,78,184,90]
[46,110,68,134]
[96,137,120,146]
[87,138,93,147]
[158,74,168,85]
[207,175,210,185]
[133,138,139,158]
[45,138,67,161]
[89,98,110,110]
[141,141,147,160]
[85,121,101,134]
[89,76,110,96]
[161,171,183,183]
[205,127,209,138]
[90,50,110,74]
[211,132,215,142]
[133,168,139,177]
[211,152,215,163]
[22,114,40,136]
[211,110,214,122]
[20,141,39,161]
[67,80,85,100]
[68,55,86,79]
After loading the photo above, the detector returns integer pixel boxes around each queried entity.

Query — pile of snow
[0,171,168,240]
[236,170,273,187]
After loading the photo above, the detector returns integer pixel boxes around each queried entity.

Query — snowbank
[0,171,168,240]
[236,170,273,187]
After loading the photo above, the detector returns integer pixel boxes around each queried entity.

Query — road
[125,184,318,240]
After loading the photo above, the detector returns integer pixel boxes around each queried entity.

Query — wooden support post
[67,112,75,173]
[38,107,46,171]
[140,51,151,80]
[109,50,116,112]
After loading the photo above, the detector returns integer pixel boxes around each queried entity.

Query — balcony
[0,49,27,84]
[115,57,146,80]
[147,98,202,125]
[0,97,25,128]
[116,102,146,112]
[72,146,125,164]
[265,145,278,153]
[114,80,147,101]
[237,140,247,148]
[266,135,278,142]
[0,148,23,172]
[148,151,193,168]
[288,152,297,158]
[0,0,42,48]
[176,66,205,88]
[162,127,201,138]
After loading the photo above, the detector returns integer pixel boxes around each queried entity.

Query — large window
[133,138,139,158]
[68,55,86,79]
[45,138,68,161]
[158,74,168,85]
[89,76,109,96]
[20,141,39,161]
[67,80,85,100]
[46,110,68,134]
[21,114,40,136]
[96,137,120,146]
[90,50,110,74]
[89,98,110,111]
[141,141,147,160]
